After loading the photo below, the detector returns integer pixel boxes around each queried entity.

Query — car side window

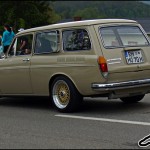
[34,30,59,54]
[9,34,33,56]
[63,29,91,51]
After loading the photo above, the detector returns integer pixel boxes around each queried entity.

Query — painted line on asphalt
[55,114,150,126]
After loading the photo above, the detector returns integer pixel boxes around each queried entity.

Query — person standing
[0,24,15,54]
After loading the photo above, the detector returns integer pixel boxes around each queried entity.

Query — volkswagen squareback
[1,19,150,112]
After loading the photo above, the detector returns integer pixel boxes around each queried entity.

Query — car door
[0,34,33,95]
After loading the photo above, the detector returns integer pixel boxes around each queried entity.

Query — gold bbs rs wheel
[51,76,83,112]
[53,80,70,109]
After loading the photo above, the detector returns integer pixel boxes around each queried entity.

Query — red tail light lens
[98,56,108,78]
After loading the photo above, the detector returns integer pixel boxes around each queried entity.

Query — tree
[0,1,60,33]
[74,7,106,19]
[53,1,150,20]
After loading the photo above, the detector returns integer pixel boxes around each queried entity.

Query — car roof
[17,19,137,35]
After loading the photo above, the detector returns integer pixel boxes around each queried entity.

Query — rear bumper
[91,79,150,91]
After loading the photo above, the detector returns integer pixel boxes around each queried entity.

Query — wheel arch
[49,73,81,96]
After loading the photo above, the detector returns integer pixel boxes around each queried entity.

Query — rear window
[100,26,149,48]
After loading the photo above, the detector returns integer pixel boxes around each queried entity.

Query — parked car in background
[1,19,150,112]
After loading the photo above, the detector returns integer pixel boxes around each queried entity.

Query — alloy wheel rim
[52,80,70,109]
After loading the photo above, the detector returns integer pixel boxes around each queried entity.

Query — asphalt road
[0,95,150,149]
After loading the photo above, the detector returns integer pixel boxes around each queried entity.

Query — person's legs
[3,45,9,53]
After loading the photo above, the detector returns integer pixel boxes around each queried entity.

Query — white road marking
[55,114,150,126]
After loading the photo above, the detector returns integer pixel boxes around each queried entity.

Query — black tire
[120,94,145,103]
[50,76,83,112]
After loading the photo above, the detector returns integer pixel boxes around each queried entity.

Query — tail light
[98,56,108,78]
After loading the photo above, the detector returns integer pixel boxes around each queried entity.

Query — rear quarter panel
[94,23,150,83]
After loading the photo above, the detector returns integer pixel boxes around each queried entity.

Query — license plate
[125,50,144,64]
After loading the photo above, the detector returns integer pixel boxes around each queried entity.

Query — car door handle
[23,58,30,62]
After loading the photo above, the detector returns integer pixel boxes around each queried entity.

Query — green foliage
[0,1,60,33]
[18,18,25,29]
[0,1,150,34]
[53,1,150,20]
[74,7,106,19]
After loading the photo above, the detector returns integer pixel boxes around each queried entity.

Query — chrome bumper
[91,79,150,91]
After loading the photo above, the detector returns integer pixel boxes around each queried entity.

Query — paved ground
[0,95,150,149]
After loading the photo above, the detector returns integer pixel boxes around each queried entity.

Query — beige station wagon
[1,19,150,112]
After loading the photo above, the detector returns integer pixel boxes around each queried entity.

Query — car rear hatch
[94,23,150,83]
